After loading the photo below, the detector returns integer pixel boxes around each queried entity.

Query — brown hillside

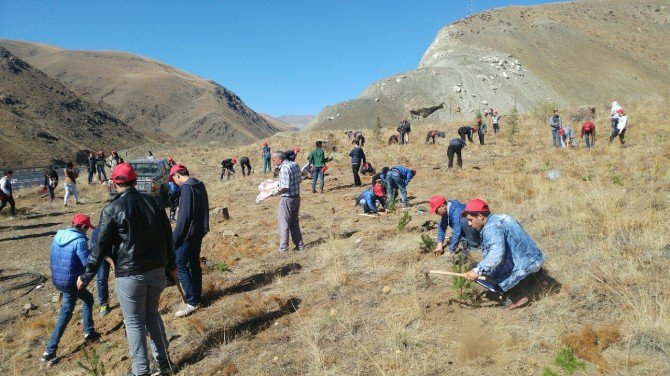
[0,48,147,167]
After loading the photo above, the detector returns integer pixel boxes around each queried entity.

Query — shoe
[99,304,109,316]
[150,361,174,376]
[175,304,199,317]
[41,352,56,362]
[312,190,317,194]
[501,296,529,310]
[84,331,101,342]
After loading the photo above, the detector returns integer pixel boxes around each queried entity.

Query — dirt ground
[1,100,669,375]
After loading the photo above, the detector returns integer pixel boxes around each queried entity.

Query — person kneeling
[356,183,387,215]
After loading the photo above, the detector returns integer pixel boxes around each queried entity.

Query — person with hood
[581,121,596,148]
[63,162,79,206]
[78,163,176,375]
[447,138,466,169]
[609,108,628,145]
[462,199,545,310]
[457,126,475,144]
[86,153,96,184]
[476,117,487,145]
[308,141,327,193]
[386,165,415,208]
[425,130,438,145]
[44,165,59,203]
[349,140,366,187]
[610,101,623,138]
[548,110,563,147]
[95,151,107,183]
[170,164,210,317]
[429,196,480,256]
[41,214,100,363]
[240,156,252,176]
[262,142,272,174]
[356,183,387,214]
[492,111,502,135]
[0,170,15,217]
[220,158,236,181]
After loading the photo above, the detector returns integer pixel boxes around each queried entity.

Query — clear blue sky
[1,0,555,116]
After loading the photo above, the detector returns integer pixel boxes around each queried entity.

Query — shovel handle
[426,269,489,281]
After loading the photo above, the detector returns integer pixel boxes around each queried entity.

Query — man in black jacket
[78,163,175,376]
[349,140,366,187]
[44,165,59,203]
[169,164,210,318]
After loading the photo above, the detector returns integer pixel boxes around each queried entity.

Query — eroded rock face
[571,106,596,122]
[410,103,444,119]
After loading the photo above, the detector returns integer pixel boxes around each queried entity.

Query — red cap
[559,128,565,135]
[112,163,137,184]
[263,141,268,146]
[293,146,301,153]
[72,213,95,229]
[373,184,385,197]
[98,150,104,156]
[168,156,174,162]
[462,199,491,216]
[429,195,447,214]
[411,169,417,176]
[169,164,188,182]
[231,158,237,164]
[616,108,625,114]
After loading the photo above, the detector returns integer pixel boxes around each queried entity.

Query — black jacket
[81,188,175,284]
[173,178,210,247]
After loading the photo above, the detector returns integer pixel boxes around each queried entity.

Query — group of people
[548,102,628,149]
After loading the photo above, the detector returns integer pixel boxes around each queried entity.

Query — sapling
[397,211,411,230]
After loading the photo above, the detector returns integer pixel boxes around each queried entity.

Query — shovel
[424,269,504,293]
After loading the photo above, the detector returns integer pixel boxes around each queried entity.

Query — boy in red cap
[220,158,236,181]
[462,199,545,309]
[581,121,596,148]
[429,195,480,256]
[356,183,387,214]
[41,213,100,363]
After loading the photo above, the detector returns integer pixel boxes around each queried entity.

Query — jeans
[311,166,325,192]
[64,183,78,205]
[45,288,94,355]
[447,145,463,168]
[241,161,252,176]
[263,155,272,174]
[175,238,203,306]
[47,186,55,202]
[278,196,304,252]
[97,261,110,306]
[88,168,94,184]
[115,268,170,376]
[478,125,486,145]
[386,172,407,206]
[493,123,500,134]
[609,128,626,145]
[399,131,406,145]
[0,195,16,216]
[551,127,561,147]
[352,163,361,186]
[610,118,619,138]
[97,166,107,182]
[584,131,594,148]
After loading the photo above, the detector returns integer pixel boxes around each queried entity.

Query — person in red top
[581,121,596,148]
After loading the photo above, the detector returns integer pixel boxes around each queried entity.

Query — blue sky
[1,1,555,116]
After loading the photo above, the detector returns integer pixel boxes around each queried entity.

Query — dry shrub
[561,324,621,369]
[221,363,238,375]
[239,294,266,318]
[456,325,496,361]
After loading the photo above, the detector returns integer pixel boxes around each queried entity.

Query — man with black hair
[220,158,236,181]
[457,126,475,144]
[273,151,305,252]
[447,138,466,169]
[349,140,366,187]
[239,156,252,176]
[0,170,15,217]
[307,141,327,193]
[44,165,59,203]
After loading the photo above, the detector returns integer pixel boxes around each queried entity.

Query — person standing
[308,141,327,193]
[457,126,475,144]
[63,162,79,206]
[397,119,410,145]
[91,227,113,317]
[108,151,122,170]
[272,151,305,252]
[0,170,16,218]
[349,140,366,187]
[86,153,96,184]
[95,151,107,183]
[240,156,252,176]
[447,138,466,169]
[548,110,562,147]
[476,117,487,145]
[78,163,176,376]
[610,101,622,139]
[168,178,180,223]
[492,111,502,134]
[44,165,59,203]
[169,164,210,317]
[262,142,272,174]
[386,165,415,208]
[429,196,480,256]
[41,214,100,363]
[609,108,627,146]
[581,121,596,148]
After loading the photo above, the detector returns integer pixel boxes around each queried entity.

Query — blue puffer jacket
[50,228,90,291]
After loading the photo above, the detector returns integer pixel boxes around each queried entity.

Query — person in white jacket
[610,101,623,138]
[609,108,627,145]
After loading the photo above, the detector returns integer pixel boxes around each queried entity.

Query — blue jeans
[551,128,561,147]
[97,261,110,306]
[311,166,325,192]
[45,288,94,355]
[176,238,203,306]
[610,118,619,138]
[263,155,271,174]
[386,172,407,206]
[584,131,594,148]
[97,166,107,182]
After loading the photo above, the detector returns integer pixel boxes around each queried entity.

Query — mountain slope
[0,39,281,145]
[308,0,670,130]
[0,48,147,167]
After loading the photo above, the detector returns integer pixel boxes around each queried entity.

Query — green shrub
[419,234,437,253]
[215,261,229,273]
[77,348,106,376]
[397,211,411,231]
[555,347,586,374]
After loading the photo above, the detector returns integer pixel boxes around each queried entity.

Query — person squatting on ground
[388,134,400,145]
[87,153,96,184]
[609,108,627,145]
[240,156,252,176]
[458,126,475,144]
[95,151,107,183]
[262,141,272,174]
[349,140,366,187]
[79,163,176,376]
[476,117,486,145]
[492,111,501,134]
[44,165,59,203]
[273,151,305,253]
[429,196,481,256]
[548,110,563,147]
[610,101,622,139]
[462,199,545,310]
[220,158,236,181]
[356,183,387,215]
[170,163,210,317]
[308,141,327,193]
[41,214,101,363]
[386,165,415,208]
[425,130,438,145]
[0,170,16,217]
[581,121,596,148]
[560,127,576,147]
[63,162,79,206]
[447,138,466,169]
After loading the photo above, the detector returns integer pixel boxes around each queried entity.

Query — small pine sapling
[451,253,475,301]
[77,348,106,376]
[419,234,437,253]
[397,211,411,230]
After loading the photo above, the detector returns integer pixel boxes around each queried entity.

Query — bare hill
[308,0,670,130]
[260,113,299,132]
[0,48,147,167]
[275,114,315,129]
[0,39,281,145]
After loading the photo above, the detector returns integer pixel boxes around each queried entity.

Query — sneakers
[175,304,199,317]
[84,331,101,342]
[501,296,529,310]
[99,304,110,316]
[40,352,56,362]
[150,361,174,376]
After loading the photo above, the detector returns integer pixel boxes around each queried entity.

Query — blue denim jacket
[476,214,545,291]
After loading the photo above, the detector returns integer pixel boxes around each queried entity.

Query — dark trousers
[352,163,361,186]
[220,167,234,181]
[175,238,203,306]
[447,145,463,168]
[399,131,407,145]
[425,135,435,144]
[241,161,252,176]
[0,195,16,216]
[493,123,500,134]
[478,126,486,145]
[584,131,594,148]
[168,191,180,221]
[47,186,56,202]
[97,166,107,182]
[609,128,626,144]
[88,168,94,184]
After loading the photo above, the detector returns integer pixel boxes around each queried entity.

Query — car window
[130,163,160,175]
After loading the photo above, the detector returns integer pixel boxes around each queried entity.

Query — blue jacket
[449,138,465,148]
[169,181,180,194]
[174,178,210,247]
[356,189,385,213]
[476,214,545,291]
[50,228,90,291]
[437,200,466,252]
[389,165,414,186]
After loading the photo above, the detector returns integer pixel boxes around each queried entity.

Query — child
[42,214,100,362]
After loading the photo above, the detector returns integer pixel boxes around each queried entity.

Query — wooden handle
[426,269,489,281]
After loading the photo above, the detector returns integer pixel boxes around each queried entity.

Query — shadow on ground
[0,222,61,231]
[0,231,57,242]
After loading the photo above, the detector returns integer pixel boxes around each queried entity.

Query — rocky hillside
[308,0,670,130]
[275,114,315,129]
[0,39,281,145]
[0,48,147,167]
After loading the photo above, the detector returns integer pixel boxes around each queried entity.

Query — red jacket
[581,121,595,137]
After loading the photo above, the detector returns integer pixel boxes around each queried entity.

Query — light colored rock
[381,286,391,294]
